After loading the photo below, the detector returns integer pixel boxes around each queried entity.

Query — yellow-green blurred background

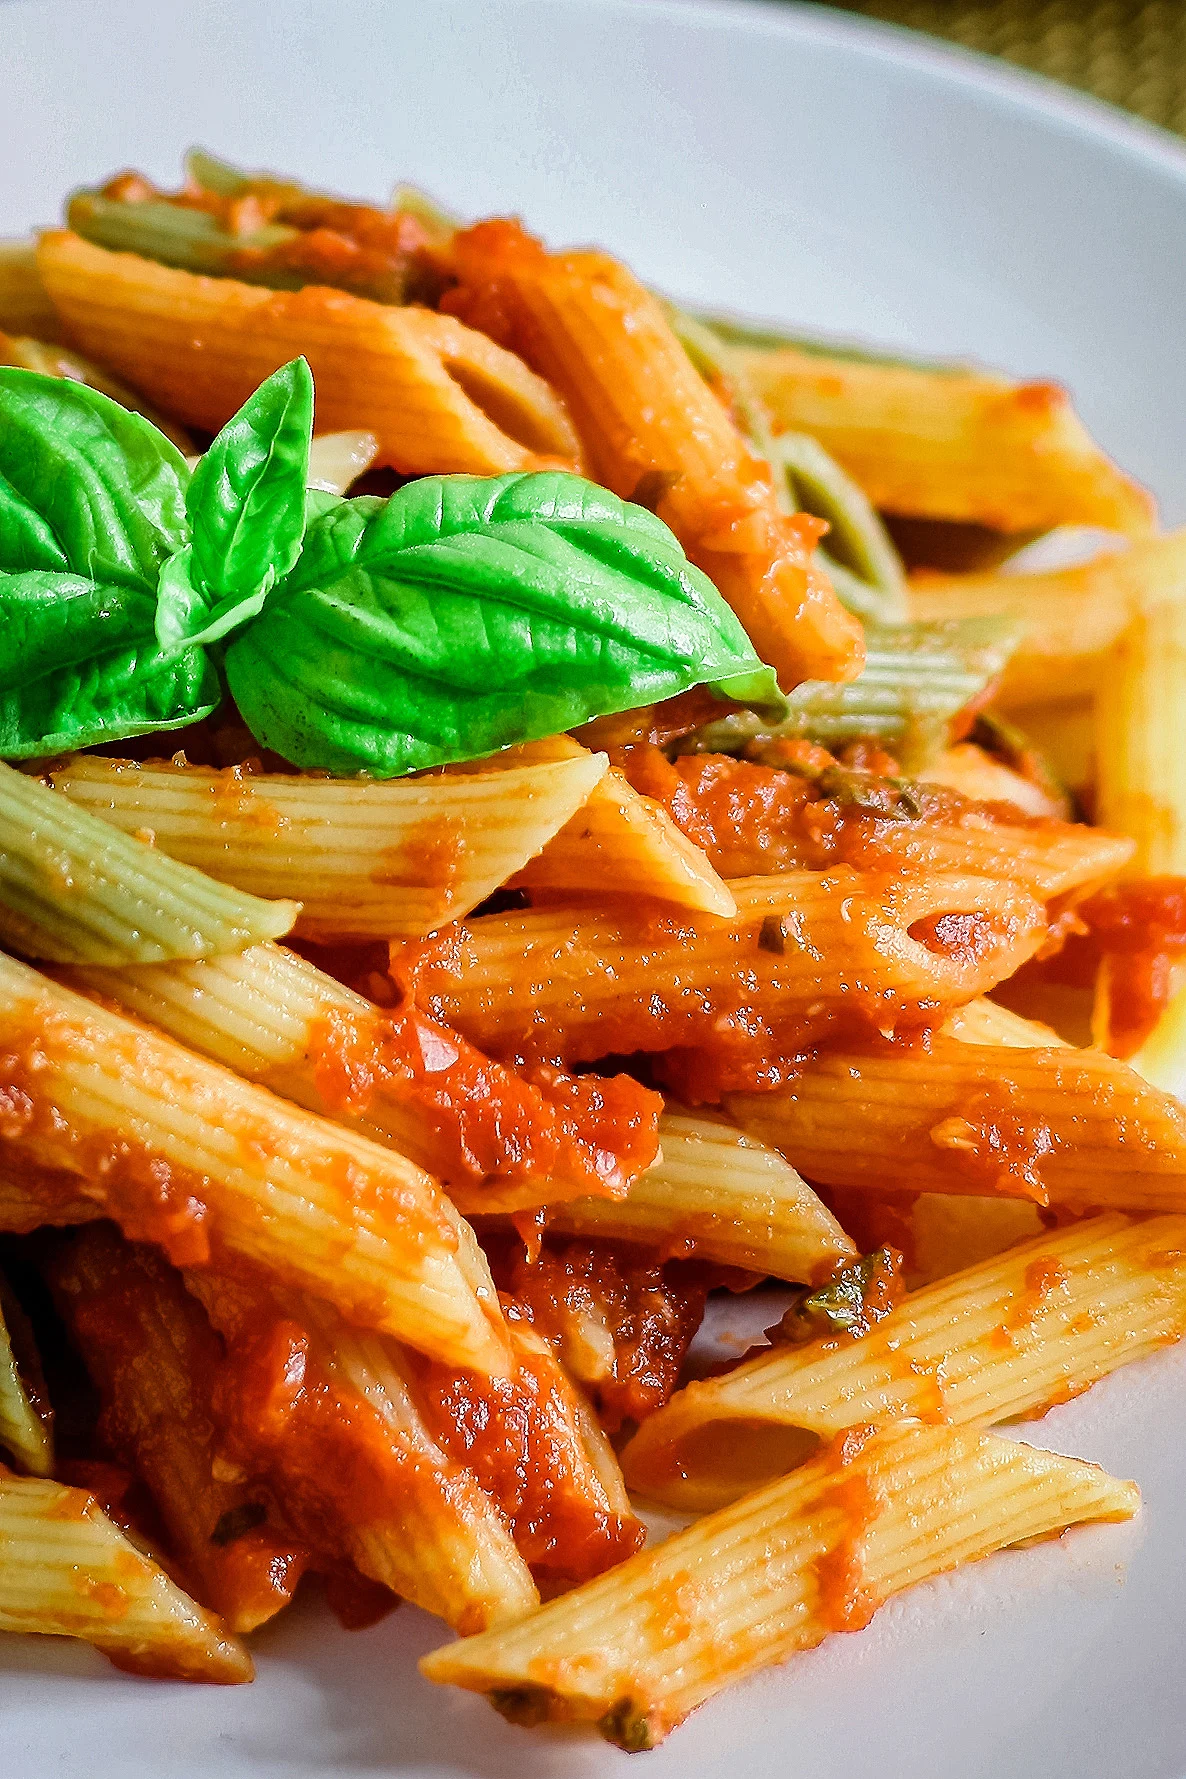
[821,1,1186,136]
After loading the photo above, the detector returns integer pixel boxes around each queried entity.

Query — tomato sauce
[1021,878,1186,1056]
[481,1235,710,1431]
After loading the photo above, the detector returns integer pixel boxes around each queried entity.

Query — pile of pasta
[2,152,1186,1752]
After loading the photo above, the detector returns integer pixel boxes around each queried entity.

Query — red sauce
[609,745,1073,885]
[1022,878,1186,1056]
[303,1001,661,1202]
[410,1307,644,1587]
[481,1235,710,1431]
[812,1429,887,1633]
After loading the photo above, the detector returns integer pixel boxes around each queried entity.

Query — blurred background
[817,0,1186,136]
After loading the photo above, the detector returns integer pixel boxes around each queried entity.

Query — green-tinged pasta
[0,1274,52,1476]
[668,306,907,623]
[0,1467,253,1681]
[0,761,298,964]
[680,614,1022,772]
[693,310,965,374]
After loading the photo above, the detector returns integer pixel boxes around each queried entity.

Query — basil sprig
[0,360,785,775]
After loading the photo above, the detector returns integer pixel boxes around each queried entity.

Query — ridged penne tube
[0,331,197,452]
[0,951,509,1374]
[46,1228,308,1634]
[0,239,61,338]
[920,742,1069,820]
[622,1212,1186,1510]
[0,761,298,965]
[616,745,1132,901]
[1128,975,1186,1103]
[725,1027,1186,1211]
[36,231,583,476]
[184,1271,541,1632]
[908,529,1186,707]
[1095,598,1186,875]
[534,1108,856,1281]
[449,222,864,689]
[45,749,609,940]
[498,737,734,915]
[0,1468,254,1682]
[421,1423,1138,1748]
[304,428,379,493]
[396,869,1046,1063]
[0,1275,52,1476]
[66,942,660,1212]
[740,343,1155,534]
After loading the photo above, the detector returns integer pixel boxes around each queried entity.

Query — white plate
[3,2,1186,1775]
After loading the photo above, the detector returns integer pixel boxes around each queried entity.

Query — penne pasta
[725,1020,1186,1212]
[908,528,1186,707]
[46,1228,308,1633]
[396,869,1046,1068]
[183,1269,543,1631]
[0,761,298,965]
[448,221,864,689]
[1095,597,1186,876]
[0,239,62,339]
[738,341,1156,535]
[0,950,509,1373]
[920,742,1069,820]
[529,1106,856,1281]
[622,1212,1186,1509]
[501,740,735,916]
[66,941,661,1213]
[0,1274,52,1477]
[422,1422,1138,1747]
[36,230,583,476]
[615,743,1131,899]
[0,330,196,452]
[45,748,610,940]
[0,1467,254,1682]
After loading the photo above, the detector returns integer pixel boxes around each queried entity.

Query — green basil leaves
[0,359,784,775]
[225,472,785,776]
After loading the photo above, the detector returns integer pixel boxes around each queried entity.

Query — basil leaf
[186,357,312,601]
[155,546,270,657]
[225,471,785,777]
[0,368,189,589]
[0,571,219,758]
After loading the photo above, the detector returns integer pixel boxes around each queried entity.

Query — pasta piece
[1096,597,1186,876]
[906,1192,1045,1286]
[497,736,734,915]
[46,1227,308,1633]
[688,615,1021,773]
[304,428,379,493]
[0,331,196,451]
[184,1270,542,1630]
[908,529,1186,707]
[724,1021,1186,1211]
[1128,974,1186,1103]
[0,239,62,339]
[920,742,1068,820]
[422,1422,1137,1747]
[612,744,1131,900]
[0,1467,253,1682]
[0,1163,98,1234]
[396,869,1046,1070]
[739,342,1155,534]
[45,748,609,940]
[623,1212,1182,1509]
[532,1107,856,1282]
[0,951,508,1374]
[36,230,583,476]
[0,761,298,965]
[447,220,864,689]
[0,1273,52,1476]
[66,942,661,1212]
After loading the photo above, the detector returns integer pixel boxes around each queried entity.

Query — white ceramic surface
[3,3,1186,1775]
